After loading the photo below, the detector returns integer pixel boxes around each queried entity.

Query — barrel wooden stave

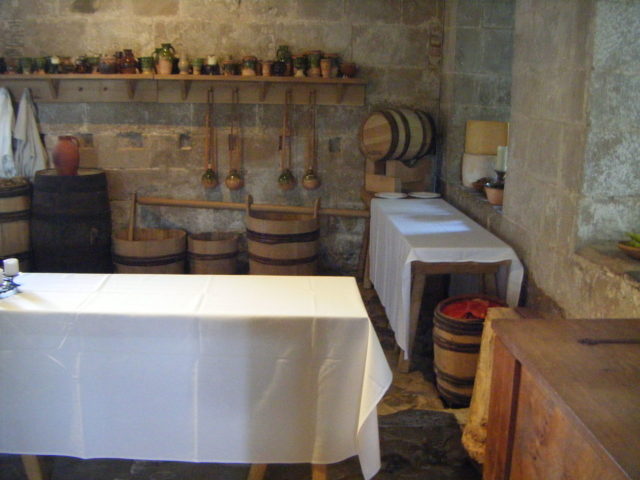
[0,180,31,270]
[245,211,318,276]
[359,108,435,163]
[188,232,238,274]
[433,294,506,407]
[31,169,112,273]
[113,228,186,274]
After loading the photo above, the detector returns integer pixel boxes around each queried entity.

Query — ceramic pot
[52,136,80,176]
[241,56,257,76]
[339,62,357,78]
[320,58,332,79]
[178,57,190,74]
[484,186,504,206]
[98,54,117,74]
[156,43,176,75]
[261,60,273,76]
[120,49,138,74]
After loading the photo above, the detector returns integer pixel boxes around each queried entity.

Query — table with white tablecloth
[369,198,524,360]
[0,273,392,480]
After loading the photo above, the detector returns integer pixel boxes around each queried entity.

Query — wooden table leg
[312,464,328,480]
[21,455,46,480]
[247,463,267,480]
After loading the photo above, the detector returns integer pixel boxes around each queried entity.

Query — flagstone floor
[0,284,480,480]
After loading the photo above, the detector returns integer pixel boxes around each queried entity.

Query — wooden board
[485,318,640,479]
[464,120,509,155]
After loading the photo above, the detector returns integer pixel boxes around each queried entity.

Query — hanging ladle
[201,87,219,188]
[225,87,244,190]
[302,89,320,190]
[278,89,296,191]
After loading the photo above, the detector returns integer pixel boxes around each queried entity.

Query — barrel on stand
[112,228,186,274]
[31,169,112,273]
[432,294,506,407]
[359,108,435,166]
[188,232,238,274]
[0,178,31,271]
[246,206,319,276]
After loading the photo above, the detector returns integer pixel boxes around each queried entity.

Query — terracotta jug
[52,136,80,176]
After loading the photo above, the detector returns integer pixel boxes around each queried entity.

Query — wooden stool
[397,260,512,373]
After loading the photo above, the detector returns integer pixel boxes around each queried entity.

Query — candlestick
[496,145,508,172]
[3,258,19,276]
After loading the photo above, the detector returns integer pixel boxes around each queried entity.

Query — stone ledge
[577,243,640,286]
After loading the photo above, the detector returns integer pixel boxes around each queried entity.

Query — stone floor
[0,283,480,480]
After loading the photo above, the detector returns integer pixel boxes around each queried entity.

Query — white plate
[374,192,408,199]
[408,191,441,199]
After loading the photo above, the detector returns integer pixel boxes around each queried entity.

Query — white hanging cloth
[0,87,17,178]
[14,88,48,180]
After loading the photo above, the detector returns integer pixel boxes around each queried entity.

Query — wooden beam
[136,195,370,219]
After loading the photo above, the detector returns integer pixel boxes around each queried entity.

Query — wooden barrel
[112,228,186,274]
[246,210,319,276]
[433,294,506,407]
[0,178,31,271]
[359,108,435,164]
[31,169,112,273]
[188,232,238,274]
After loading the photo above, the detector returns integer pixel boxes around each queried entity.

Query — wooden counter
[485,318,640,480]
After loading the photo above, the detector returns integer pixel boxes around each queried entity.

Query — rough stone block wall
[1,0,444,274]
[439,0,514,186]
[444,0,640,317]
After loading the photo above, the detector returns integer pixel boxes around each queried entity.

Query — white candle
[496,146,508,172]
[3,258,19,276]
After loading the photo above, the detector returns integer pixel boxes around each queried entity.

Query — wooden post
[247,463,267,480]
[21,455,46,480]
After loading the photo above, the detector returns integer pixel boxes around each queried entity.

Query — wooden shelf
[0,73,366,105]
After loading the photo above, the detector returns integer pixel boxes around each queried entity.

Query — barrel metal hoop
[113,252,185,267]
[249,253,317,266]
[246,228,319,244]
[433,331,481,354]
[416,109,429,159]
[435,381,472,406]
[188,251,238,261]
[434,314,484,335]
[31,211,111,222]
[0,209,30,223]
[389,108,412,160]
[433,365,477,386]
[378,110,398,162]
[0,185,30,198]
[422,110,437,155]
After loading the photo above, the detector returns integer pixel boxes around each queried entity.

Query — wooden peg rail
[135,195,370,219]
[0,74,366,105]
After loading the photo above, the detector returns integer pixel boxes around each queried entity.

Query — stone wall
[1,0,443,274]
[443,0,640,318]
[439,0,514,187]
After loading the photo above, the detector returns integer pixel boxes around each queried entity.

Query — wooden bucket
[0,178,31,271]
[188,232,239,274]
[433,294,506,407]
[31,168,112,273]
[112,228,186,274]
[245,205,319,276]
[359,108,435,164]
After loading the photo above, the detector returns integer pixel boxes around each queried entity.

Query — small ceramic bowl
[618,241,640,260]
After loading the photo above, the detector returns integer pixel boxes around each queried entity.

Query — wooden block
[365,157,385,175]
[385,158,429,182]
[365,173,401,193]
[464,120,509,155]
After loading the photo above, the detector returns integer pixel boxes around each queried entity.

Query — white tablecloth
[369,198,524,353]
[0,274,392,479]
